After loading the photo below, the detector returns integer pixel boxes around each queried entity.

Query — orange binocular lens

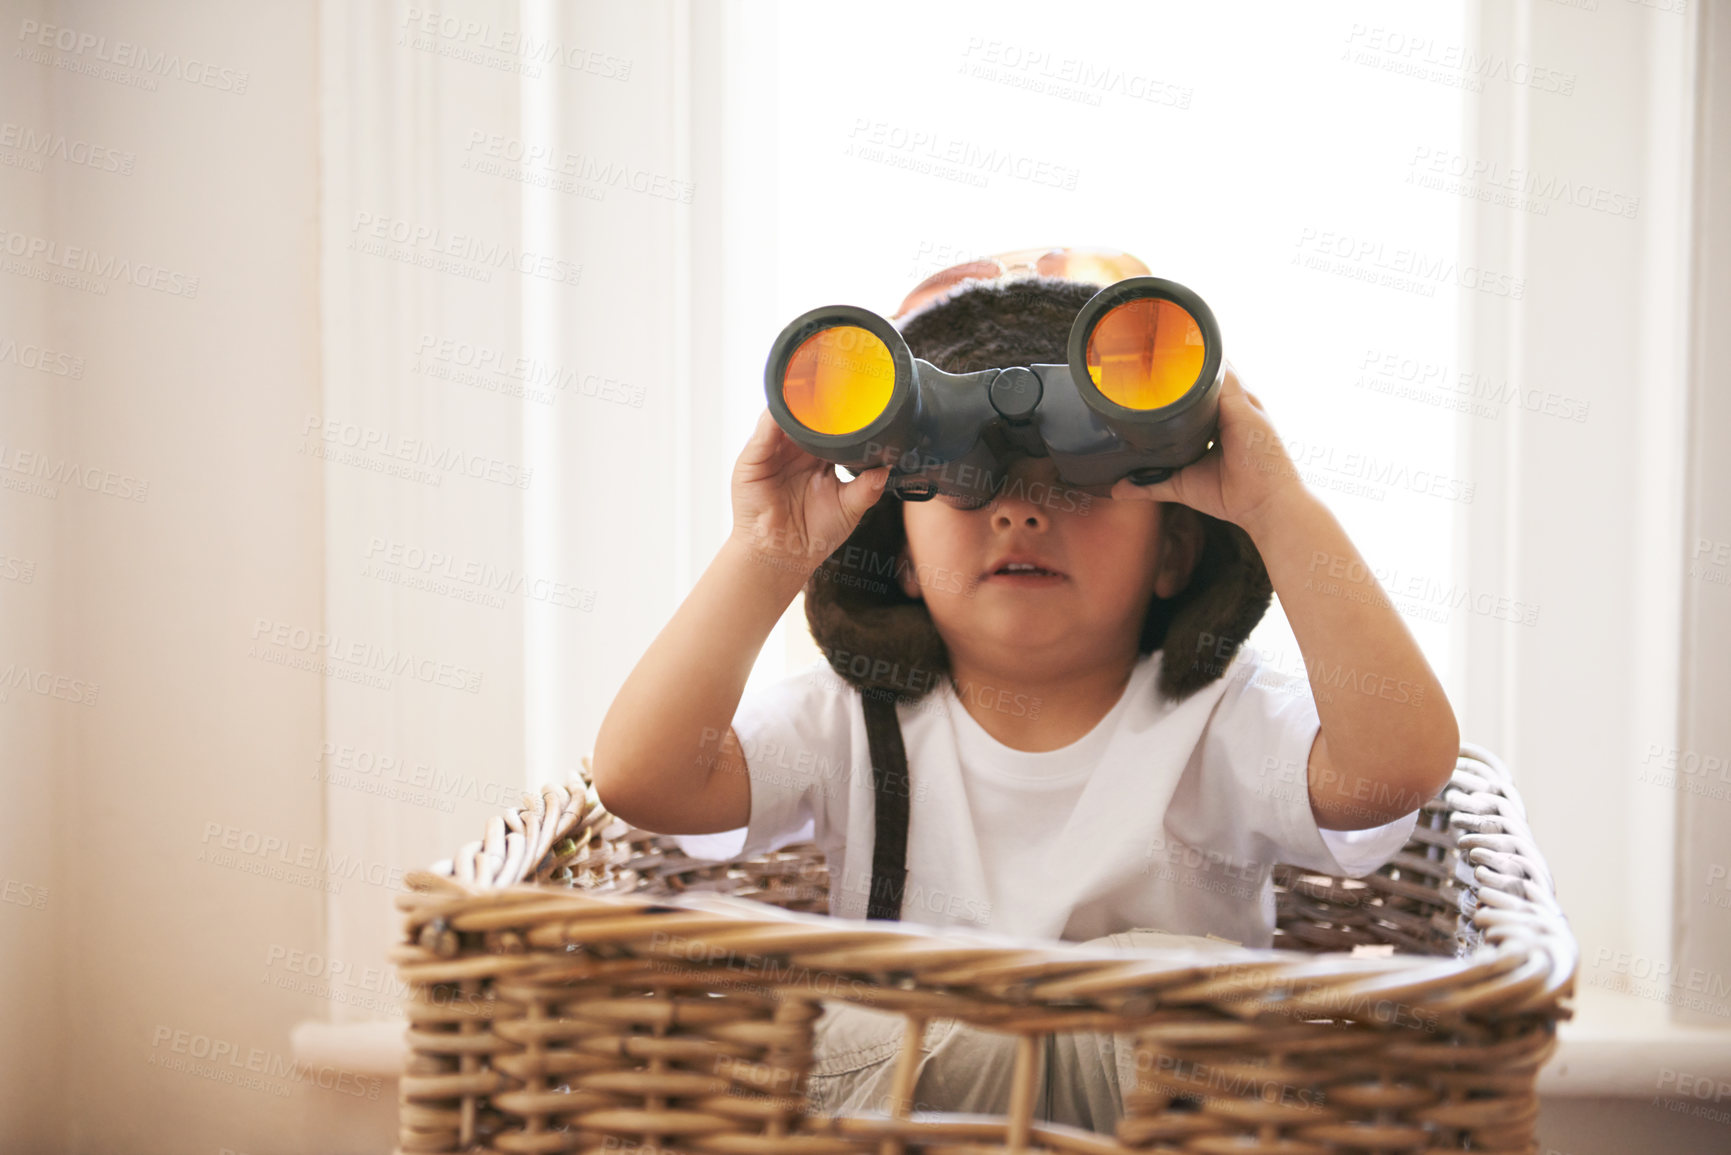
[781,325,896,436]
[1084,297,1207,411]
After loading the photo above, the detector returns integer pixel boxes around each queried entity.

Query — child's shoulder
[743,657,846,705]
[1150,642,1312,721]
[1210,643,1307,699]
[736,658,882,734]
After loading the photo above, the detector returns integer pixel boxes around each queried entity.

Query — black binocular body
[764,276,1224,504]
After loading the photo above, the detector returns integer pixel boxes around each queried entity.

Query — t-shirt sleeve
[1183,651,1420,880]
[671,659,856,863]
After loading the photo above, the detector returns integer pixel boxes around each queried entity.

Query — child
[590,267,1459,1131]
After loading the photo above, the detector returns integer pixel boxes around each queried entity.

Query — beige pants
[803,929,1235,1135]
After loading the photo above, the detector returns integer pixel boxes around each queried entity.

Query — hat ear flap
[1154,518,1273,700]
[802,494,951,702]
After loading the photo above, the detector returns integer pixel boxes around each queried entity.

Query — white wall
[1,1,392,1150]
[1,0,68,1147]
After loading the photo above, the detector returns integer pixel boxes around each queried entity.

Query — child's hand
[1108,362,1304,535]
[731,408,889,570]
[1111,362,1459,830]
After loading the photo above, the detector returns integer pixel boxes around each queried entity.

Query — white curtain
[316,0,779,1003]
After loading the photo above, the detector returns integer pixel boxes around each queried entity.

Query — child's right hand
[731,408,889,572]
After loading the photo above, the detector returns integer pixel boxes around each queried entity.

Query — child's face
[897,456,1194,675]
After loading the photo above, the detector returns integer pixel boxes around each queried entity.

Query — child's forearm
[1242,487,1459,829]
[591,533,818,832]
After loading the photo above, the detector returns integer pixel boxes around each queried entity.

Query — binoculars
[763,276,1223,506]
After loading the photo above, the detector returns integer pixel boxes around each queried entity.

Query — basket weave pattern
[391,742,1575,1153]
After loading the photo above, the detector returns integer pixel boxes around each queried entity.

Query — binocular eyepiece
[764,276,1224,505]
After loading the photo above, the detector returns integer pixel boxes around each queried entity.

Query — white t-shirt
[674,648,1420,947]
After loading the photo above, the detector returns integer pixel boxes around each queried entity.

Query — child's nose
[990,457,1062,524]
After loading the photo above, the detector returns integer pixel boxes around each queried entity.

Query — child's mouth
[984,561,1066,584]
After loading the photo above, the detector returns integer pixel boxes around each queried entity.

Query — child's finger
[836,465,890,520]
[742,409,827,482]
[737,408,786,467]
[1220,363,1270,415]
[1219,362,1271,415]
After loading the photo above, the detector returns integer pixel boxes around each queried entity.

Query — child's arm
[591,409,889,835]
[1113,367,1459,830]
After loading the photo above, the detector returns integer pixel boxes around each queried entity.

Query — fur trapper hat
[802,275,1272,703]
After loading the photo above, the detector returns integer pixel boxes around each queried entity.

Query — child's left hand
[1109,361,1304,536]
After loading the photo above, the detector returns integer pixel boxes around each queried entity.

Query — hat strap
[862,691,911,920]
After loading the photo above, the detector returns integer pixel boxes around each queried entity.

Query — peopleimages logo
[463,131,693,204]
[1354,348,1590,424]
[198,821,411,895]
[0,334,85,378]
[260,944,461,1016]
[844,119,1081,191]
[15,19,251,93]
[1407,145,1640,220]
[957,37,1193,110]
[314,742,522,812]
[0,662,100,707]
[397,8,632,80]
[1293,228,1524,299]
[1342,24,1576,96]
[414,333,645,408]
[300,415,534,490]
[0,227,199,298]
[834,865,993,926]
[0,121,135,174]
[247,617,485,695]
[148,1026,381,1100]
[349,211,582,286]
[363,536,596,612]
[0,443,149,502]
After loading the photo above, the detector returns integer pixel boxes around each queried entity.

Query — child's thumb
[840,467,890,519]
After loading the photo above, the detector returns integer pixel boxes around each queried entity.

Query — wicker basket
[390,741,1575,1154]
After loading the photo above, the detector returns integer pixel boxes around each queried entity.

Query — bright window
[742,0,1469,692]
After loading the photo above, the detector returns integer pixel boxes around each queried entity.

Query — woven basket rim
[399,742,1578,1023]
[400,870,1486,966]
